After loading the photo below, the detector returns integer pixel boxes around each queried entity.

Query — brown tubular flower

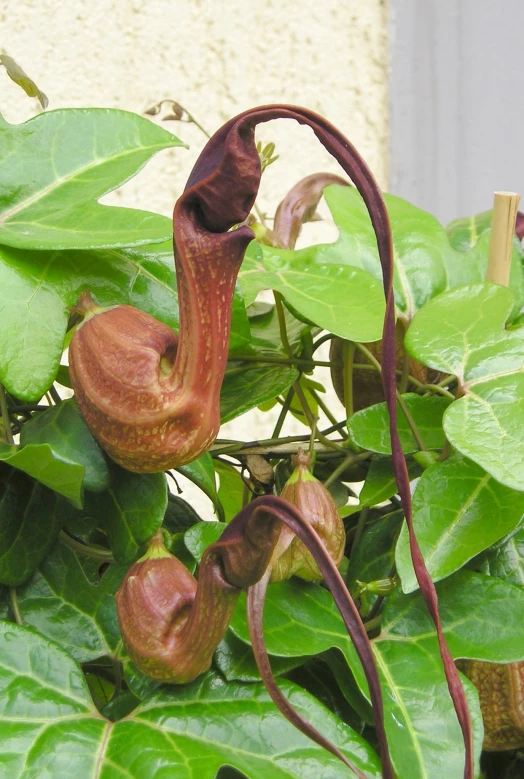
[117,514,282,683]
[73,103,472,776]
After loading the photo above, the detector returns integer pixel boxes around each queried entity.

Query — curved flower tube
[75,103,473,776]
[117,496,390,778]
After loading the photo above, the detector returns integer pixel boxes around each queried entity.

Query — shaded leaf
[14,540,125,662]
[20,399,109,492]
[359,456,422,507]
[0,464,74,585]
[0,623,381,778]
[476,525,524,587]
[348,393,451,454]
[406,284,524,490]
[396,452,524,592]
[347,511,403,615]
[215,630,307,683]
[0,441,84,507]
[86,466,167,564]
[220,361,298,423]
[163,493,202,534]
[0,108,184,250]
[176,452,218,509]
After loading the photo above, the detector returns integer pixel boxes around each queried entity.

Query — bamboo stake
[487,191,520,286]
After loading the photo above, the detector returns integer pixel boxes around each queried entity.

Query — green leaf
[0,442,85,507]
[0,464,74,585]
[177,452,218,509]
[405,283,524,490]
[0,53,48,108]
[220,361,298,423]
[230,571,524,778]
[0,623,381,778]
[0,108,184,250]
[271,185,523,320]
[447,209,524,307]
[396,452,524,593]
[0,241,249,401]
[240,240,385,342]
[245,300,315,353]
[477,525,524,586]
[87,466,168,564]
[359,456,422,507]
[14,540,126,662]
[348,393,451,454]
[215,630,308,682]
[20,399,109,492]
[215,460,244,522]
[162,493,202,534]
[347,511,403,614]
[184,521,224,562]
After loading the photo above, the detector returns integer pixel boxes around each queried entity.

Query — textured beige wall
[2,0,389,211]
[2,0,389,516]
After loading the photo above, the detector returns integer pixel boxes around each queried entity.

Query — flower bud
[457,659,524,751]
[269,449,345,582]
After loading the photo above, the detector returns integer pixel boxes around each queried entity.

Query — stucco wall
[2,0,389,209]
[2,0,389,515]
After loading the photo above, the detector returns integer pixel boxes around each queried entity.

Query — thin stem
[396,394,427,452]
[271,387,295,439]
[293,380,346,452]
[229,353,337,369]
[342,341,355,421]
[311,332,336,354]
[398,324,411,394]
[9,587,22,625]
[366,564,397,622]
[419,383,456,400]
[273,291,294,359]
[59,530,114,562]
[0,383,15,445]
[49,385,62,404]
[309,388,345,435]
[212,422,349,457]
[323,451,372,489]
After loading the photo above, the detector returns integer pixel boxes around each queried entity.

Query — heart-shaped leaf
[20,399,109,492]
[0,622,381,778]
[215,630,307,683]
[0,242,249,401]
[0,108,184,250]
[0,464,74,585]
[14,540,125,662]
[405,283,524,490]
[396,452,524,592]
[348,394,451,454]
[239,241,385,342]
